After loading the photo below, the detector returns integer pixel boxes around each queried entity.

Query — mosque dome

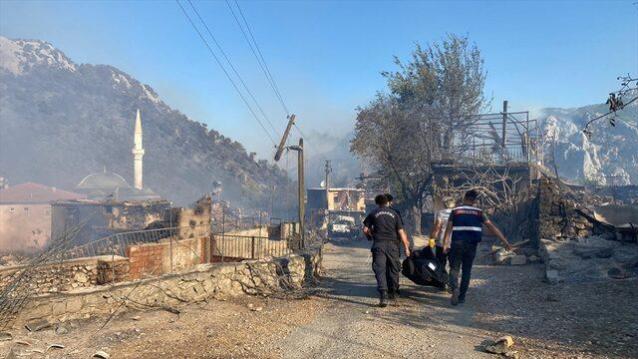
[77,171,131,191]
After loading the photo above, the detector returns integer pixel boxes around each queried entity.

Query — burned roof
[0,182,84,204]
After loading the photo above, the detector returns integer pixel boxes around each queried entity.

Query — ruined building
[0,183,84,253]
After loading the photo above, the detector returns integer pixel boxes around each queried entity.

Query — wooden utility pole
[274,115,296,161]
[274,115,305,245]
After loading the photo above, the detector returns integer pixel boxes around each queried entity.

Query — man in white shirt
[429,197,456,273]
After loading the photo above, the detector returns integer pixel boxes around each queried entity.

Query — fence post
[251,236,255,259]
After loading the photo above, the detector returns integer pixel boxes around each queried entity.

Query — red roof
[0,182,85,204]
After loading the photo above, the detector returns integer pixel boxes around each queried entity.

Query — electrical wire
[187,0,280,138]
[226,0,290,117]
[176,0,277,145]
[583,95,638,131]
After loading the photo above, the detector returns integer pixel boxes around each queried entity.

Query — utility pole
[274,115,305,246]
[324,160,332,208]
[502,100,508,150]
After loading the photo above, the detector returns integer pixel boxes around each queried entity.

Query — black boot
[388,288,400,299]
[379,290,388,307]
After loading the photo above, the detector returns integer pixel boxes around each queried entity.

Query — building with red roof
[0,182,84,253]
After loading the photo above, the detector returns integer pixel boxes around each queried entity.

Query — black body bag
[401,248,446,288]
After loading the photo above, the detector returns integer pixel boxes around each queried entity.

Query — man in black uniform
[363,194,411,307]
[384,193,404,226]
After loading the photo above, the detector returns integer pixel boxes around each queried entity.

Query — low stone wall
[0,256,127,294]
[14,253,321,326]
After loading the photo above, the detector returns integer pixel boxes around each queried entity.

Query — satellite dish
[320,180,326,188]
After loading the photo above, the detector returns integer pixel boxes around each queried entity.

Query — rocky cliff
[540,103,638,185]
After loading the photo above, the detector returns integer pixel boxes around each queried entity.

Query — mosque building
[51,110,170,245]
[74,109,161,202]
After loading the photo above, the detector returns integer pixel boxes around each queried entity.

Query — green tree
[351,34,488,233]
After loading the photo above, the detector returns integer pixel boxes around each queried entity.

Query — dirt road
[2,239,636,358]
[277,239,493,358]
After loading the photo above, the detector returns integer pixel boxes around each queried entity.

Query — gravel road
[278,239,494,359]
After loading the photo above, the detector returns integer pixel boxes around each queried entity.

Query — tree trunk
[411,204,422,235]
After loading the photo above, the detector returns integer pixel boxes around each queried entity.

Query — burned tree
[351,35,488,233]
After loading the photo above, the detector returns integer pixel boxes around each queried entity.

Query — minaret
[132,109,145,190]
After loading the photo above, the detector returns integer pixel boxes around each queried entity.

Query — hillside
[0,36,292,207]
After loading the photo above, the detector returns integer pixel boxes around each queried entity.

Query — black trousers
[435,245,448,271]
[371,241,401,293]
[448,240,478,300]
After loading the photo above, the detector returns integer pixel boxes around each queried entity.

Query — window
[9,207,14,214]
[24,207,29,216]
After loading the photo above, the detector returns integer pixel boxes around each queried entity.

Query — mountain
[300,103,638,188]
[0,36,293,207]
[540,103,638,185]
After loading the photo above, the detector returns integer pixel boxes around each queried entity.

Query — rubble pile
[537,178,608,240]
[539,236,638,284]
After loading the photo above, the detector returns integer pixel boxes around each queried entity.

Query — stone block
[51,301,66,316]
[66,297,83,313]
[510,255,527,265]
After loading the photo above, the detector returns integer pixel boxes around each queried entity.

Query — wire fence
[0,220,324,330]
[0,224,205,330]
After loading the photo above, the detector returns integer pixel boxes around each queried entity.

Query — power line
[187,0,280,138]
[583,95,638,131]
[176,0,277,146]
[226,0,290,117]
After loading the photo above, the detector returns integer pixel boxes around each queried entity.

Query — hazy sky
[1,0,637,158]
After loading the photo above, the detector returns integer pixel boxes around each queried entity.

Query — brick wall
[126,237,207,279]
[126,242,167,279]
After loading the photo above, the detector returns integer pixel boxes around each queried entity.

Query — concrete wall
[211,235,291,261]
[0,203,51,253]
[14,253,320,325]
[224,226,269,237]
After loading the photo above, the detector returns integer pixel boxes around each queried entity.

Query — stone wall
[537,177,596,241]
[14,253,321,325]
[0,256,127,295]
[0,235,209,294]
[168,196,211,240]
